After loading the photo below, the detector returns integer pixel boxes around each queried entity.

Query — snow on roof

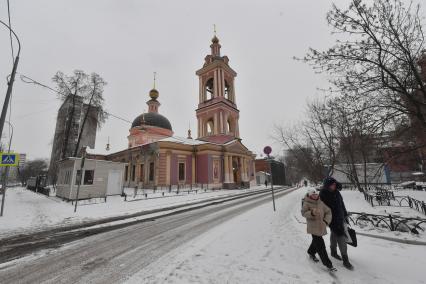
[84,145,116,156]
[159,136,208,146]
[223,139,240,145]
[256,171,271,176]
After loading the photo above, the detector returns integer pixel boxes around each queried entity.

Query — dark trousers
[330,230,348,256]
[308,235,332,268]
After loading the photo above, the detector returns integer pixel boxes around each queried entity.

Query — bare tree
[73,73,107,157]
[52,70,107,159]
[18,159,48,186]
[273,122,328,183]
[303,0,426,129]
[53,70,89,159]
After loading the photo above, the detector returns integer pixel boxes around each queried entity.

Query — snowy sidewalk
[127,187,426,284]
[0,186,265,238]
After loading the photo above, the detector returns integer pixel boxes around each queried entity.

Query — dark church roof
[131,112,172,131]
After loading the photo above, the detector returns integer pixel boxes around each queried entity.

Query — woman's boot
[342,255,354,270]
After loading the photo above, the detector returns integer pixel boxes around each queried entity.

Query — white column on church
[232,79,236,104]
[241,157,246,181]
[224,113,229,134]
[219,69,224,97]
[213,70,219,98]
[224,154,229,183]
[219,111,224,133]
[166,151,171,185]
[198,118,202,138]
[199,77,203,103]
[229,156,234,183]
[214,113,218,134]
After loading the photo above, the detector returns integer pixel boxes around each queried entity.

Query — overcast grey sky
[0,0,346,160]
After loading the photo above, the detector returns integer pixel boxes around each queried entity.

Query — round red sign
[263,146,272,155]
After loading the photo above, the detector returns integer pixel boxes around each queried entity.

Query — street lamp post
[0,19,20,217]
[0,20,21,145]
[0,121,14,217]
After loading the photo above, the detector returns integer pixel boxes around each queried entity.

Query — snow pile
[0,186,264,238]
[126,188,426,283]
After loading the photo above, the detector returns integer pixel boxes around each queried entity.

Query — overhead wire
[19,74,132,124]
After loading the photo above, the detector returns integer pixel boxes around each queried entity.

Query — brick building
[255,159,286,185]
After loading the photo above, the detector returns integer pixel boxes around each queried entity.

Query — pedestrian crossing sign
[0,153,19,167]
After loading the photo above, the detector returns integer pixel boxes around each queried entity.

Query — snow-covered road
[0,187,294,284]
[0,186,265,238]
[128,188,426,284]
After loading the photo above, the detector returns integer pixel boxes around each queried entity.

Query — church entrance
[232,157,242,187]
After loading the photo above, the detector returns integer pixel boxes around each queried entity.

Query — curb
[356,232,426,246]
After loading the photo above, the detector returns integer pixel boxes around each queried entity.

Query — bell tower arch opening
[204,78,214,101]
[224,79,231,101]
[206,119,214,135]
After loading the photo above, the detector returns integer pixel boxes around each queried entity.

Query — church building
[89,34,256,189]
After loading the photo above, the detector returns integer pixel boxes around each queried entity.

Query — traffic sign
[0,153,19,167]
[263,146,272,156]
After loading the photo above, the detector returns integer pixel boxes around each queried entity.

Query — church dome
[149,88,159,100]
[212,35,219,43]
[131,112,172,131]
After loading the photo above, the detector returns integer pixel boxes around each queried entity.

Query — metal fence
[348,212,426,234]
[341,183,394,191]
[363,190,426,215]
[123,184,226,201]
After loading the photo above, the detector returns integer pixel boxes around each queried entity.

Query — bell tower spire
[210,24,221,57]
[195,33,240,144]
[147,72,160,113]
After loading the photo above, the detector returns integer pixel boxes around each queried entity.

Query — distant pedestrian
[265,179,268,188]
[302,188,335,272]
[304,180,308,187]
[320,177,354,270]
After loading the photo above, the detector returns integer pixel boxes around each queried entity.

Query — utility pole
[0,21,21,217]
[268,156,276,211]
[74,149,86,213]
[0,21,20,145]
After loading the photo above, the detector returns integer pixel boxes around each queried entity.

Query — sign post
[0,153,20,217]
[263,146,276,212]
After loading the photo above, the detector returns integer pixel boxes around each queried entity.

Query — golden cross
[153,72,157,88]
[213,24,217,36]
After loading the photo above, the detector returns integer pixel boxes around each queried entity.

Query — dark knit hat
[323,176,337,189]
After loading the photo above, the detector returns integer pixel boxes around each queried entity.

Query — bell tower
[195,33,240,144]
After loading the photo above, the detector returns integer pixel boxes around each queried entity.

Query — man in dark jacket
[320,177,354,270]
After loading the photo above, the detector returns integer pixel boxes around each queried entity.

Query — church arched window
[205,78,214,101]
[227,118,233,134]
[224,80,231,100]
[206,119,214,135]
